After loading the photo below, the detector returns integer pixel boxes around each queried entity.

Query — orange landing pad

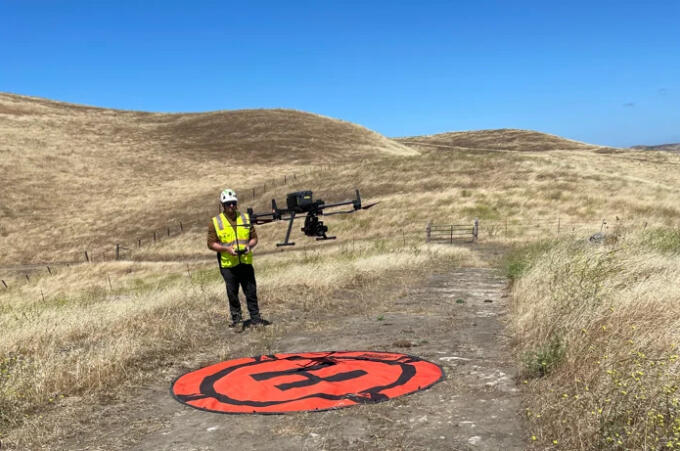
[171,351,445,414]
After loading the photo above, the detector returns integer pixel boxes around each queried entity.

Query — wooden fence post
[426,221,432,243]
[557,217,561,235]
[47,265,52,275]
[473,219,479,241]
[450,225,454,244]
[115,244,120,260]
[153,231,157,243]
[84,251,90,262]
[179,221,183,232]
[137,238,141,248]
[2,280,7,289]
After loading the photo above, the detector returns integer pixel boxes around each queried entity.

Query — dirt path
[89,265,523,451]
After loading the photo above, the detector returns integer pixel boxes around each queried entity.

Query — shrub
[522,334,565,378]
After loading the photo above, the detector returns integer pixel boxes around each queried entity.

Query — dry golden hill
[396,128,613,152]
[0,92,416,264]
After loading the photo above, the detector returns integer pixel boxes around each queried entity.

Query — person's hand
[224,245,238,256]
[243,245,251,254]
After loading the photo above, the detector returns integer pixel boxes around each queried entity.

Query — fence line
[0,166,334,286]
[4,213,656,290]
[1,227,425,290]
[425,216,648,243]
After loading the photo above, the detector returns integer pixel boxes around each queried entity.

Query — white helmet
[220,188,238,204]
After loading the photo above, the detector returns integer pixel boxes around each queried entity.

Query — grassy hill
[631,143,680,153]
[0,93,416,264]
[1,93,680,449]
[396,128,614,152]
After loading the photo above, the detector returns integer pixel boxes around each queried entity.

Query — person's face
[223,201,237,212]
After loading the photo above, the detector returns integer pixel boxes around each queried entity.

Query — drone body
[246,189,377,247]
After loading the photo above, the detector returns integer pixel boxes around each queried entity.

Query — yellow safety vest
[212,212,253,268]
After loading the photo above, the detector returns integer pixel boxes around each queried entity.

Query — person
[207,188,269,328]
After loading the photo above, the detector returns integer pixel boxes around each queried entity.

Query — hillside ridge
[631,143,680,153]
[396,128,616,152]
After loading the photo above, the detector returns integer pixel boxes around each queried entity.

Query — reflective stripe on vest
[213,212,253,268]
[215,214,225,231]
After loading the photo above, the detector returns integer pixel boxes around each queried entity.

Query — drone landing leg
[316,234,336,241]
[276,212,296,247]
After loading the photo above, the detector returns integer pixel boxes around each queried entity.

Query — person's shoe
[251,318,271,326]
[228,318,242,328]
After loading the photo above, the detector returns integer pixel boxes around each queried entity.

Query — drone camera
[302,214,330,238]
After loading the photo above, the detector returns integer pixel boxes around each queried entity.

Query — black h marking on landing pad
[250,362,367,391]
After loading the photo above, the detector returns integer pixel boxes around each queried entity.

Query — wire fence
[1,212,656,290]
[425,217,634,243]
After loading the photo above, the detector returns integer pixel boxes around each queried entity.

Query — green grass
[642,227,680,254]
[501,239,557,281]
[522,334,565,378]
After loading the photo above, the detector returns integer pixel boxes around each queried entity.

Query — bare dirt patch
[31,253,526,451]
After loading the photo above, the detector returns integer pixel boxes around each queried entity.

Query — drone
[246,189,377,247]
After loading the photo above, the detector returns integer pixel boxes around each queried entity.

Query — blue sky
[2,1,678,147]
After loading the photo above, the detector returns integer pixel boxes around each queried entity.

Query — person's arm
[246,226,258,251]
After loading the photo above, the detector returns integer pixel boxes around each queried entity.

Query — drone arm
[247,202,285,224]
[323,209,356,216]
[318,199,354,210]
[316,189,366,212]
[249,213,277,225]
[321,200,379,216]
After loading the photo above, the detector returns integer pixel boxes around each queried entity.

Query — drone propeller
[360,201,380,210]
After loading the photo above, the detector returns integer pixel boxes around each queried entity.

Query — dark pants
[220,263,260,322]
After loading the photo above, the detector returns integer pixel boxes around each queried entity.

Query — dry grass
[2,92,680,448]
[0,237,471,447]
[508,228,680,449]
